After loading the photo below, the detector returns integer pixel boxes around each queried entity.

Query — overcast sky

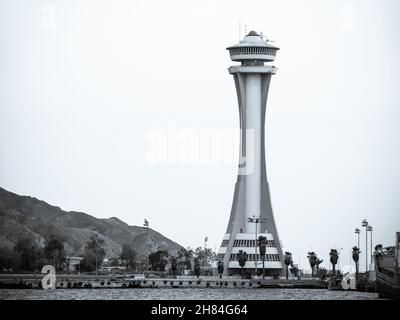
[1,0,399,271]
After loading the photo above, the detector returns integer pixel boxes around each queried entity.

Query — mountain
[0,187,183,258]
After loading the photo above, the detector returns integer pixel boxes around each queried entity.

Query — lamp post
[144,219,150,272]
[367,225,373,268]
[336,247,343,271]
[247,215,266,274]
[362,219,368,272]
[204,236,208,268]
[354,228,360,249]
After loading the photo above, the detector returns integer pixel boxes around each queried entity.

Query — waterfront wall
[0,274,326,290]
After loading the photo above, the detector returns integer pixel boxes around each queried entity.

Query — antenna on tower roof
[239,21,241,42]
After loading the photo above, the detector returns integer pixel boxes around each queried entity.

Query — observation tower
[218,31,285,276]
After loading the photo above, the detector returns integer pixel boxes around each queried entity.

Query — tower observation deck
[218,31,285,276]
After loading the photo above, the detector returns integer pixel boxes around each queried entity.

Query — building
[218,31,285,276]
[65,256,83,271]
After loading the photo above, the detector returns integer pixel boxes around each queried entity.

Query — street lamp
[144,219,150,272]
[354,228,360,249]
[335,247,343,270]
[367,225,373,268]
[362,219,368,272]
[247,215,266,274]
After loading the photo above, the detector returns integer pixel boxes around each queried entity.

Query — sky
[1,0,399,272]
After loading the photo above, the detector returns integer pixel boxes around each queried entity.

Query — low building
[65,256,83,271]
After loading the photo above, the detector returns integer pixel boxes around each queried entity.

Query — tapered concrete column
[244,74,261,234]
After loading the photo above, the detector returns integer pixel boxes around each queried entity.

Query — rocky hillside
[0,187,183,258]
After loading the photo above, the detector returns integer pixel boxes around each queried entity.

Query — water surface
[0,288,379,300]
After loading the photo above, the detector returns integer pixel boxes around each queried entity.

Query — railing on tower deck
[229,47,277,56]
[229,253,280,262]
[220,239,277,248]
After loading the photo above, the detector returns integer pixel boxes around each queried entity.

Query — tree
[81,234,105,273]
[352,246,361,281]
[44,235,65,271]
[284,252,293,280]
[184,248,194,270]
[258,236,267,279]
[170,256,178,276]
[14,238,43,271]
[289,264,300,279]
[194,247,216,268]
[177,248,187,275]
[315,258,324,278]
[318,267,328,280]
[149,250,168,271]
[237,250,248,278]
[194,258,201,279]
[374,244,383,260]
[0,245,19,272]
[217,260,224,279]
[120,244,136,271]
[329,249,339,276]
[307,252,317,278]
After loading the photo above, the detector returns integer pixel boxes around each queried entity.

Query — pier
[0,274,327,290]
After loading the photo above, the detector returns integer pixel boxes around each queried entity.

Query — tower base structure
[219,233,283,276]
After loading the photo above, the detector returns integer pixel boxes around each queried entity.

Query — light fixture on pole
[354,228,360,249]
[362,219,369,272]
[143,219,150,272]
[336,247,343,270]
[367,225,373,268]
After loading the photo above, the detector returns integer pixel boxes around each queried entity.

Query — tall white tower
[218,31,285,276]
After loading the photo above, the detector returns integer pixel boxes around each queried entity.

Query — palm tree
[329,249,339,276]
[258,236,267,279]
[177,249,185,275]
[315,258,324,278]
[352,246,361,281]
[318,267,328,280]
[283,252,293,280]
[289,264,300,279]
[184,247,194,270]
[237,250,248,278]
[194,258,201,279]
[307,252,317,278]
[374,244,385,269]
[217,260,224,279]
[170,256,177,276]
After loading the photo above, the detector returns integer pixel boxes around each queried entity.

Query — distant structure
[65,256,83,271]
[218,31,285,276]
